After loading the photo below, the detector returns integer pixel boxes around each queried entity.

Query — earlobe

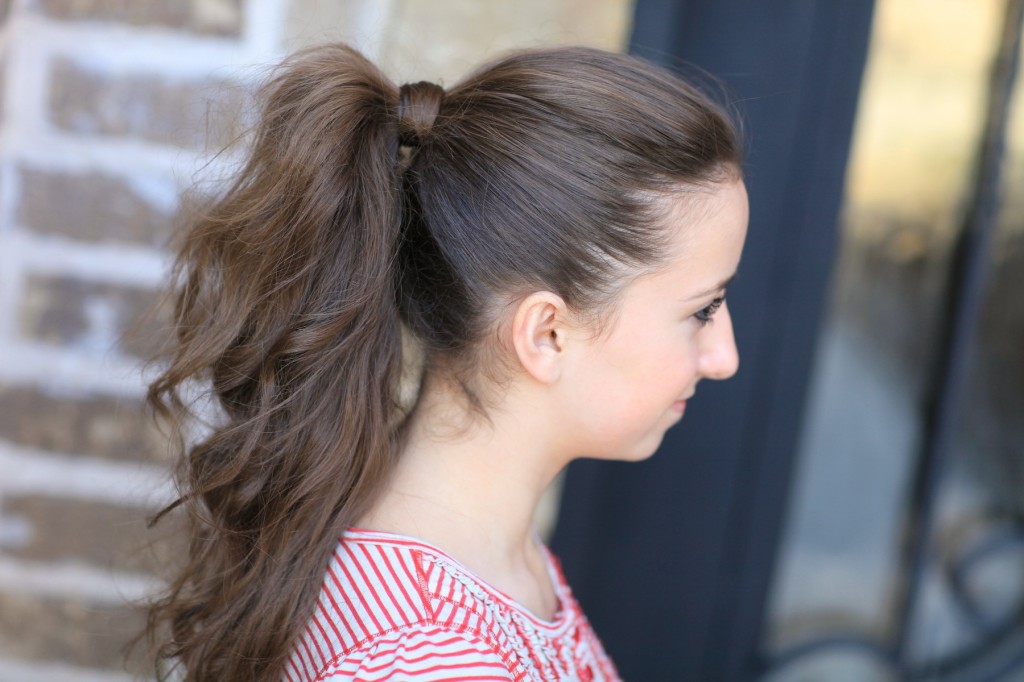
[510,292,565,384]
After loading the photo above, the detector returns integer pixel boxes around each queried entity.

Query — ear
[510,291,568,384]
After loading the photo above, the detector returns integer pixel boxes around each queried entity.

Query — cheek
[586,338,697,425]
[563,338,697,461]
[636,336,699,397]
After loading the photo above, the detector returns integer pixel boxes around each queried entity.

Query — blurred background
[0,0,1020,681]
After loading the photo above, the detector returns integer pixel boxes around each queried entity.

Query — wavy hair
[143,43,741,680]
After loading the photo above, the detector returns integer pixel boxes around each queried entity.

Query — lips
[671,392,694,414]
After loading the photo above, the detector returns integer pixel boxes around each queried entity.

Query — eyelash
[694,296,726,327]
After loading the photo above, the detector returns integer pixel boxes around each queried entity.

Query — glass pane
[910,14,1024,664]
[763,0,1011,677]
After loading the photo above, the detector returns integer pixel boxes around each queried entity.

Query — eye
[694,296,725,327]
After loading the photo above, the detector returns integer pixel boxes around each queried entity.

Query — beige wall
[0,1,632,679]
[285,0,632,83]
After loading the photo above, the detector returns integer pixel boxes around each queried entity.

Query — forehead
[647,178,749,281]
[568,178,748,339]
[661,179,746,249]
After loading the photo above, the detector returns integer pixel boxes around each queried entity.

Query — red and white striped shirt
[282,528,621,681]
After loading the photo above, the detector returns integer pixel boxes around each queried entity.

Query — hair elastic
[397,81,445,147]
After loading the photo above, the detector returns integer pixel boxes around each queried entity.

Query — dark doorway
[551,1,876,680]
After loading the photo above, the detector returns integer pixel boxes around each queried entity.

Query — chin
[617,434,666,462]
[580,426,668,462]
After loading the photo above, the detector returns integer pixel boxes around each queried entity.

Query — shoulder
[282,531,519,681]
[314,624,517,681]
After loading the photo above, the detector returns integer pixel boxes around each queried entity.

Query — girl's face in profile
[559,177,749,462]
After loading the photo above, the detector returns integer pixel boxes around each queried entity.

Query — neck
[356,372,564,611]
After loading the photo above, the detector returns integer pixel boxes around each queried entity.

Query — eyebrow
[683,272,737,301]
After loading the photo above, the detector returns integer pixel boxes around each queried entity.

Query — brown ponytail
[144,43,741,680]
[146,45,407,680]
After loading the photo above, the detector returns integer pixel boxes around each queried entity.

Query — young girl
[145,43,747,681]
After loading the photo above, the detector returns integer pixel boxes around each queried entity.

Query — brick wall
[0,0,629,679]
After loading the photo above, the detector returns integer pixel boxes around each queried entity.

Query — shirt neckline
[343,526,571,631]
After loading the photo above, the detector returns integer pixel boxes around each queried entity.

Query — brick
[0,590,148,672]
[0,384,168,463]
[17,166,178,246]
[49,58,248,150]
[19,274,168,360]
[0,39,7,126]
[1,495,184,575]
[0,63,5,132]
[35,0,243,36]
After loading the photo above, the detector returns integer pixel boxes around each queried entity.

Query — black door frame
[551,2,876,679]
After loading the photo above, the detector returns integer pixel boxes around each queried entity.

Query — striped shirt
[282,528,621,681]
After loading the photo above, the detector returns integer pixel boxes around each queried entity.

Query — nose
[698,301,739,380]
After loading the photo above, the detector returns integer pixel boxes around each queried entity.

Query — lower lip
[671,400,687,414]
